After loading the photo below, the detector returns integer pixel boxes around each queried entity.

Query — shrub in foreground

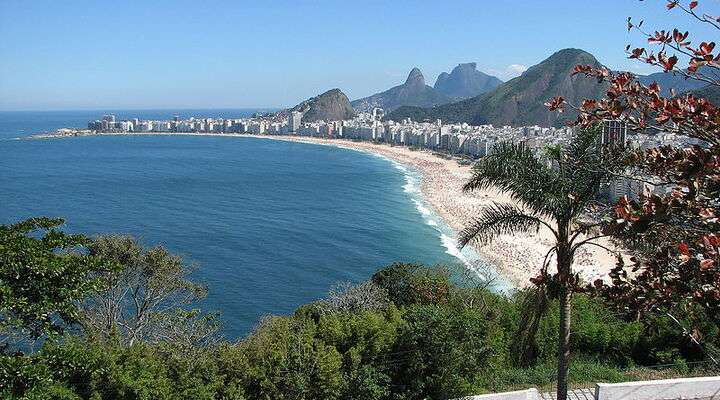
[3,263,715,400]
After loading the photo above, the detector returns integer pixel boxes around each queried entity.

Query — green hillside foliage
[3,262,716,400]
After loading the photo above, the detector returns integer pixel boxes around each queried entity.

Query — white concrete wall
[595,376,720,400]
[459,388,539,400]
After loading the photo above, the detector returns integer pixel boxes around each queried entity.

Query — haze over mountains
[636,70,708,97]
[388,48,607,127]
[434,62,503,98]
[287,48,716,128]
[351,64,504,113]
[386,49,717,127]
[350,68,453,113]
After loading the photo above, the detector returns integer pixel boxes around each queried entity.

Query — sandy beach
[36,131,618,288]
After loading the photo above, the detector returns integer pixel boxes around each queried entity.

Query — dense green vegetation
[2,248,716,399]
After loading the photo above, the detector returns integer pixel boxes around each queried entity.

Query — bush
[317,307,404,400]
[534,294,644,365]
[371,263,451,306]
[319,281,390,314]
[4,263,714,399]
[233,316,344,400]
[631,307,719,365]
[390,304,506,399]
[477,357,627,392]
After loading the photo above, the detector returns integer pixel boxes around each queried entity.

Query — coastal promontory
[290,88,355,123]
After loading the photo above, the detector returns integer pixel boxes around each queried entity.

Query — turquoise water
[0,110,477,339]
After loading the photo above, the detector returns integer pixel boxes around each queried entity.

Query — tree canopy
[0,218,106,344]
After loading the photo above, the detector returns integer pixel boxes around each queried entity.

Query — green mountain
[387,48,608,127]
[290,88,355,123]
[351,68,453,113]
[434,62,503,98]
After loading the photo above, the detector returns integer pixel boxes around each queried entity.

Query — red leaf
[690,1,698,9]
[700,41,715,55]
[629,47,644,59]
[648,82,661,94]
[581,99,597,110]
[678,242,690,256]
[663,55,678,71]
[571,64,593,76]
[544,96,566,111]
[700,259,714,270]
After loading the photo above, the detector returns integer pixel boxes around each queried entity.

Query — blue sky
[0,0,716,111]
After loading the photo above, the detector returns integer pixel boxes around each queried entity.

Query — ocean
[0,109,479,339]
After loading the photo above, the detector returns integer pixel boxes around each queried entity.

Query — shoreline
[29,131,618,288]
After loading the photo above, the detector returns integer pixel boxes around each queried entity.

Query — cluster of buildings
[83,109,691,202]
[87,114,282,135]
[86,109,578,159]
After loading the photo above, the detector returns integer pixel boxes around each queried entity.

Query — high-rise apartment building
[289,111,303,133]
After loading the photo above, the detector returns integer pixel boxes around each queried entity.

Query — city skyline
[43,107,664,206]
[1,0,717,111]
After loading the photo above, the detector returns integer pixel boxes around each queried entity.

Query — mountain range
[433,62,503,98]
[287,49,716,128]
[351,68,453,113]
[637,70,708,97]
[387,48,607,127]
[351,64,503,113]
[386,49,718,127]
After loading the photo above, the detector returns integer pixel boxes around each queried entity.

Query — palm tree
[459,126,619,400]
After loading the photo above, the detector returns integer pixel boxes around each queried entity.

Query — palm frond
[561,125,628,217]
[464,142,564,219]
[459,202,543,248]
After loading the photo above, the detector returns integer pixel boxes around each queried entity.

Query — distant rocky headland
[287,88,356,123]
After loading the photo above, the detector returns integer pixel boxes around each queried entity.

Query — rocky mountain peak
[433,62,503,99]
[405,67,425,86]
[454,62,477,72]
[289,88,355,123]
[350,67,451,113]
[389,48,608,127]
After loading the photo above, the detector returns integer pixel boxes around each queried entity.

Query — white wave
[440,233,468,263]
[393,163,408,173]
[383,156,512,291]
[412,199,432,217]
[403,174,419,194]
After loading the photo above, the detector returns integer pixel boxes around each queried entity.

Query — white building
[289,111,303,133]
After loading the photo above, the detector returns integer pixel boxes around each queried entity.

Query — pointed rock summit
[351,67,450,113]
[405,67,425,86]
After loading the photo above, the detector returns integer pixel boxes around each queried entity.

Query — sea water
[0,110,502,339]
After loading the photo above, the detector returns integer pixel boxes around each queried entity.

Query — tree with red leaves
[546,0,719,363]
